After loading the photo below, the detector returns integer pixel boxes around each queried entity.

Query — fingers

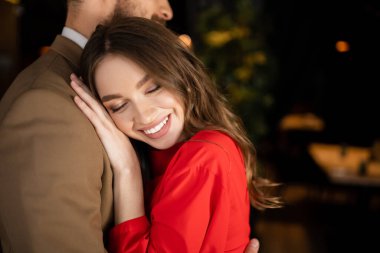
[70,74,107,118]
[70,73,110,127]
[244,238,260,253]
[73,95,103,129]
[70,74,92,101]
[71,74,92,96]
[70,73,86,89]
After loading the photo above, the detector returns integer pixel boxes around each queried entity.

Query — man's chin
[151,15,166,26]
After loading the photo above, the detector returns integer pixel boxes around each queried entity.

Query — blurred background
[1,0,379,252]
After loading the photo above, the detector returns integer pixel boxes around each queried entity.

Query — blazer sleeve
[0,89,109,253]
[108,143,231,253]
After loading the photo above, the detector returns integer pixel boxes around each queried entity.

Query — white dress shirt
[61,27,88,49]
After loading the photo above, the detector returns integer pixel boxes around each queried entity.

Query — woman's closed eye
[146,83,161,94]
[109,103,127,113]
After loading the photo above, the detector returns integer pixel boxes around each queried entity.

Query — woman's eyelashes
[107,84,161,113]
[109,103,127,113]
[146,83,161,94]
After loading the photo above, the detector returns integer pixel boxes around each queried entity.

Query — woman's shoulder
[178,130,240,162]
[165,130,243,179]
[189,130,237,150]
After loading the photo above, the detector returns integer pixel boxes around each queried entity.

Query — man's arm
[0,89,110,252]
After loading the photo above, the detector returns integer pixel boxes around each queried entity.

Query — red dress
[108,130,250,252]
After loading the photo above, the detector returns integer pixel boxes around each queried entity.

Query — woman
[71,16,280,252]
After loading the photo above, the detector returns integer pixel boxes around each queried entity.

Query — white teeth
[143,116,169,135]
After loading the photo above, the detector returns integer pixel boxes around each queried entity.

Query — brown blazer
[0,36,113,253]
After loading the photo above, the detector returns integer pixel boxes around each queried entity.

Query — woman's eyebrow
[136,74,150,89]
[101,94,123,102]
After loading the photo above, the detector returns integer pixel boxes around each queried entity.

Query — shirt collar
[61,27,88,49]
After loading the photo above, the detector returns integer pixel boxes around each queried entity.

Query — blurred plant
[4,0,20,4]
[195,0,277,144]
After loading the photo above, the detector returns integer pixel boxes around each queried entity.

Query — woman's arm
[70,74,144,223]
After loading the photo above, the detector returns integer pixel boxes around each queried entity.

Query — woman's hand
[70,74,138,172]
[70,73,144,223]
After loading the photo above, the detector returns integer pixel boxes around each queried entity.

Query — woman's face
[94,54,185,150]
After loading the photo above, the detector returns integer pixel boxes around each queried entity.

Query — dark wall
[19,0,66,68]
[0,2,21,97]
[264,0,380,145]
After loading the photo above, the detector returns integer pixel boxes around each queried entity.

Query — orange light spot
[336,41,350,53]
[40,46,50,55]
[179,34,192,49]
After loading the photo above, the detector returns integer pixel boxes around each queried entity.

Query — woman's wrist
[113,165,145,224]
[113,164,140,178]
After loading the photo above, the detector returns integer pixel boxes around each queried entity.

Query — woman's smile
[140,115,170,138]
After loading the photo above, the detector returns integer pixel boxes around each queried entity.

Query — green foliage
[195,0,277,144]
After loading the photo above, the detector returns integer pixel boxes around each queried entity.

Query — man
[0,1,170,252]
[0,0,260,252]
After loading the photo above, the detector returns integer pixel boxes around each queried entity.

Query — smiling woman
[95,54,185,150]
[71,16,280,253]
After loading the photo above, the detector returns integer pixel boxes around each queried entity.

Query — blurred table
[308,143,380,186]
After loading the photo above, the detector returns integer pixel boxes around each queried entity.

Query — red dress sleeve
[108,216,150,253]
[108,131,249,252]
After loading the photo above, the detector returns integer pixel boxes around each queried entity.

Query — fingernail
[74,96,82,103]
[251,239,259,248]
[70,73,77,80]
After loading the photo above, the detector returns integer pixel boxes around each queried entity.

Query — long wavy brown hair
[80,16,281,210]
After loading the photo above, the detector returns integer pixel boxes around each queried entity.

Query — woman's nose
[133,102,156,125]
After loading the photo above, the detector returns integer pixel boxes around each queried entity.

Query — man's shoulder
[0,51,76,122]
[13,49,73,90]
[2,34,81,100]
[0,88,77,126]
